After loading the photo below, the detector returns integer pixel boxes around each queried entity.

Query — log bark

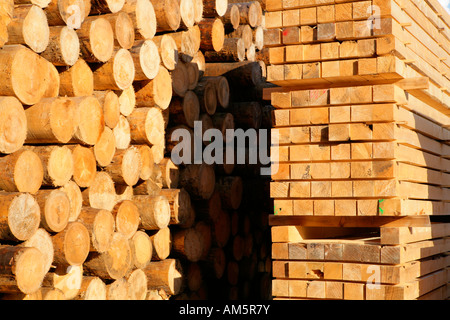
[204,61,263,87]
[169,91,200,128]
[81,171,116,211]
[77,207,115,253]
[152,0,180,32]
[143,259,183,295]
[83,232,131,280]
[148,227,171,260]
[35,189,70,233]
[111,200,140,239]
[186,61,199,90]
[92,48,135,91]
[69,145,97,188]
[130,40,160,81]
[170,27,200,63]
[93,91,120,129]
[23,145,74,187]
[122,0,156,40]
[76,16,114,63]
[102,12,134,50]
[51,221,90,268]
[58,58,94,97]
[129,230,152,269]
[222,4,240,29]
[134,67,173,110]
[0,97,27,154]
[40,26,79,66]
[0,246,45,294]
[198,18,224,52]
[127,107,165,146]
[235,1,261,27]
[7,5,49,53]
[0,45,48,105]
[104,146,141,186]
[0,149,43,194]
[179,164,216,200]
[134,195,171,230]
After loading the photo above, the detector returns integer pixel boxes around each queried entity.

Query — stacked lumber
[266,0,450,300]
[0,0,271,300]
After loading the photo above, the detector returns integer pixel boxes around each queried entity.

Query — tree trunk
[75,276,106,300]
[212,112,234,142]
[127,268,148,300]
[172,228,203,262]
[93,91,120,129]
[194,78,217,115]
[229,101,262,129]
[137,145,154,181]
[152,158,179,189]
[44,0,91,27]
[21,228,54,275]
[159,188,192,225]
[40,26,79,66]
[169,91,200,128]
[179,0,195,29]
[90,0,125,14]
[134,67,173,110]
[60,180,82,222]
[204,37,245,62]
[69,96,105,146]
[112,115,131,150]
[222,4,240,30]
[203,0,228,17]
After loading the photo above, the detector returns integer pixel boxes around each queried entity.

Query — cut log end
[12,150,44,194]
[113,200,140,239]
[13,247,46,294]
[88,18,114,63]
[38,189,71,233]
[113,48,135,90]
[59,221,91,266]
[0,97,27,154]
[6,193,41,241]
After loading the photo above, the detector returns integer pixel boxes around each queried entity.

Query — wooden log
[169,91,200,128]
[193,0,203,23]
[122,0,156,40]
[204,37,245,62]
[129,230,152,269]
[216,176,243,210]
[23,145,73,187]
[222,4,240,30]
[203,0,228,17]
[92,48,135,91]
[152,34,178,71]
[186,262,202,292]
[106,278,128,300]
[165,125,194,162]
[159,188,192,225]
[34,189,70,233]
[137,145,154,181]
[179,0,195,29]
[0,97,27,154]
[202,246,226,279]
[179,164,216,200]
[0,149,43,194]
[235,1,261,27]
[0,246,45,294]
[77,207,115,253]
[128,107,165,146]
[143,259,183,295]
[103,146,141,186]
[134,195,171,230]
[44,264,82,300]
[194,78,217,115]
[0,193,40,241]
[152,158,179,189]
[0,0,14,24]
[225,24,252,49]
[90,0,124,14]
[0,18,8,49]
[133,179,162,197]
[172,228,203,262]
[246,43,256,61]
[51,221,90,268]
[186,61,199,90]
[83,232,131,280]
[253,25,263,50]
[0,45,48,105]
[25,97,76,144]
[127,268,148,300]
[44,0,91,27]
[21,228,54,275]
[192,50,206,77]
[70,145,97,188]
[7,5,49,53]
[134,67,173,110]
[204,61,263,86]
[152,0,180,32]
[40,26,79,66]
[58,59,94,97]
[229,101,262,129]
[102,12,134,50]
[94,91,120,130]
[69,96,105,146]
[130,40,160,81]
[113,115,131,150]
[81,171,116,211]
[75,276,106,300]
[61,180,82,222]
[171,61,190,98]
[198,18,225,52]
[195,220,212,260]
[111,200,140,239]
[148,227,171,260]
[76,16,114,63]
[171,27,201,63]
[205,76,230,109]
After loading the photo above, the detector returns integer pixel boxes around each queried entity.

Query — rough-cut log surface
[131,40,160,81]
[40,26,79,66]
[76,16,114,63]
[134,195,171,230]
[51,221,90,268]
[77,207,115,253]
[122,0,156,40]
[35,189,70,233]
[58,59,94,97]
[143,259,183,295]
[134,67,173,110]
[0,97,27,154]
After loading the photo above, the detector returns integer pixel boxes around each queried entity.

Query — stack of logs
[0,0,272,299]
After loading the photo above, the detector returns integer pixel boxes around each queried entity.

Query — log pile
[266,0,450,300]
[0,0,272,300]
